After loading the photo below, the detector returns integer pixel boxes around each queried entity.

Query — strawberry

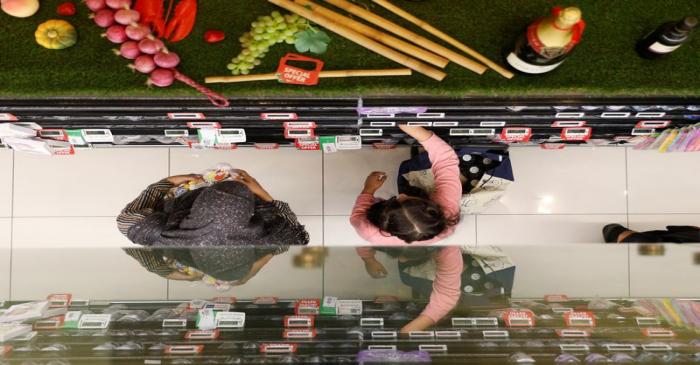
[57,2,77,16]
[204,30,225,44]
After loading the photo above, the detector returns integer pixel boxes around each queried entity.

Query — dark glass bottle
[506,7,586,75]
[636,16,698,59]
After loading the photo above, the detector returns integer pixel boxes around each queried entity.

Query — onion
[84,0,106,11]
[125,23,149,41]
[103,25,127,43]
[138,37,164,55]
[105,0,131,9]
[147,68,175,88]
[114,8,139,25]
[92,9,114,28]
[129,55,156,73]
[153,51,180,69]
[116,41,140,59]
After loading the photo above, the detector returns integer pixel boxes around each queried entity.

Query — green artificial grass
[0,0,698,98]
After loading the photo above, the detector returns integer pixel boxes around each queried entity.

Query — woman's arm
[415,130,461,219]
[117,179,174,237]
[123,248,173,279]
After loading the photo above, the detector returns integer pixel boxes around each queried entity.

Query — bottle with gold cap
[506,6,586,75]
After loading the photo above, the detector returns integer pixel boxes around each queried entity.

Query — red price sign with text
[277,53,324,86]
[295,299,320,315]
[564,311,597,327]
[503,310,535,327]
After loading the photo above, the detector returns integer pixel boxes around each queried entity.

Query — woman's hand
[362,171,387,195]
[166,174,203,186]
[234,170,274,202]
[400,315,436,334]
[363,257,388,278]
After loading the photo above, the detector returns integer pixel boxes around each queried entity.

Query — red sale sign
[276,53,324,86]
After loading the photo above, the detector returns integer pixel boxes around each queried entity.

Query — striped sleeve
[117,179,174,237]
[272,200,309,246]
[123,248,172,278]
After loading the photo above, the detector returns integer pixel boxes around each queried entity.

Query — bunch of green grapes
[227,11,309,75]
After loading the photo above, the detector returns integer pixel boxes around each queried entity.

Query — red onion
[103,25,127,43]
[129,55,156,73]
[147,68,175,88]
[114,8,139,25]
[153,51,180,69]
[138,37,164,55]
[105,0,131,9]
[117,41,140,59]
[92,9,114,28]
[84,0,106,11]
[125,23,149,41]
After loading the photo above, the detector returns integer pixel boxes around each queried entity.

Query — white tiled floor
[12,217,131,248]
[629,244,700,297]
[0,150,12,217]
[0,219,10,301]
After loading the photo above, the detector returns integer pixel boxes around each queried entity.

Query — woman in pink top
[350,125,462,246]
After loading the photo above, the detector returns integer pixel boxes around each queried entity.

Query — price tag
[261,113,298,120]
[39,129,68,141]
[504,310,535,327]
[471,128,496,136]
[641,343,672,352]
[552,120,587,128]
[481,121,506,127]
[81,129,113,143]
[605,344,637,352]
[601,112,631,118]
[47,293,72,308]
[254,143,280,150]
[187,121,221,129]
[203,303,231,312]
[78,314,111,329]
[641,328,675,338]
[215,311,245,328]
[636,120,671,128]
[197,308,216,330]
[369,122,396,127]
[63,311,82,329]
[360,318,384,327]
[335,135,362,150]
[216,129,246,143]
[34,316,65,330]
[164,129,189,137]
[635,317,661,326]
[168,112,206,120]
[500,127,532,142]
[357,106,428,115]
[555,112,585,119]
[283,329,316,339]
[211,296,237,304]
[368,345,396,350]
[416,112,445,119]
[406,121,432,127]
[295,137,320,151]
[253,297,278,305]
[359,129,383,137]
[418,344,448,353]
[260,343,297,354]
[635,112,666,118]
[371,331,397,339]
[449,128,470,136]
[432,121,459,127]
[185,329,220,340]
[276,53,324,86]
[70,299,89,307]
[409,331,435,339]
[559,344,590,353]
[0,113,18,121]
[164,345,204,354]
[285,128,314,139]
[564,311,596,327]
[284,315,314,328]
[631,128,655,136]
[320,296,338,316]
[451,317,499,327]
[435,331,461,339]
[561,127,592,141]
[294,299,320,315]
[162,319,187,328]
[364,113,395,119]
[556,329,590,338]
[284,122,317,129]
[482,330,509,339]
[337,300,363,315]
[551,307,573,314]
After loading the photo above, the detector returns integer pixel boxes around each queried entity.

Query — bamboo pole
[322,0,487,75]
[372,0,514,79]
[267,0,446,81]
[294,0,448,68]
[205,68,413,84]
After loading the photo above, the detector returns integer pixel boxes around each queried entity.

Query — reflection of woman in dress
[117,170,309,247]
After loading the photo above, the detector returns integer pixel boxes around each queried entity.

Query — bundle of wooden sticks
[206,0,512,84]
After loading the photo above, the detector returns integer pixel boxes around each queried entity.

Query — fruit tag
[47,293,72,308]
[261,113,298,120]
[641,343,672,352]
[284,122,317,129]
[552,121,586,128]
[295,137,320,151]
[253,296,278,305]
[561,127,592,141]
[641,328,675,338]
[164,345,204,354]
[185,329,220,340]
[556,329,590,338]
[34,316,65,330]
[285,128,314,139]
[81,129,113,143]
[635,112,666,118]
[500,127,532,142]
[359,128,383,137]
[604,344,637,352]
[504,310,535,327]
[370,121,396,127]
[406,121,431,127]
[357,106,428,115]
[78,314,111,329]
[432,121,459,127]
[451,317,499,327]
[162,319,187,328]
[284,315,315,328]
[215,311,245,329]
[187,121,221,129]
[544,294,569,303]
[260,343,297,354]
[559,344,590,353]
[360,317,384,327]
[216,129,246,143]
[418,344,448,353]
[409,331,435,339]
[416,112,445,119]
[164,129,189,138]
[168,113,206,120]
[283,329,316,339]
[335,135,362,150]
[294,299,320,315]
[636,120,671,129]
[564,311,596,327]
[39,129,69,141]
[371,330,397,339]
[481,121,506,127]
[482,330,509,339]
[276,53,324,86]
[337,300,363,315]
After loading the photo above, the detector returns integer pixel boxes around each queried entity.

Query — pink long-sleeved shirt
[352,133,463,323]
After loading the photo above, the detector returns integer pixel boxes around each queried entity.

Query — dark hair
[366,196,457,243]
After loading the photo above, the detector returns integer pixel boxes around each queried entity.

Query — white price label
[215,311,245,328]
[359,129,383,137]
[337,300,363,315]
[78,314,111,329]
[168,112,206,120]
[216,129,246,143]
[81,129,113,143]
[335,135,362,150]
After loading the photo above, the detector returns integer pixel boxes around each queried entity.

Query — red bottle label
[526,7,586,57]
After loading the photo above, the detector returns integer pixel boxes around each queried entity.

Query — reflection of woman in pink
[359,246,464,333]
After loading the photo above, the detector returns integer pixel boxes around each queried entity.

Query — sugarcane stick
[322,0,487,75]
[372,0,514,79]
[268,0,446,81]
[294,0,448,68]
[205,68,413,84]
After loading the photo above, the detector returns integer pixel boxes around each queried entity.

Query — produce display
[34,19,77,49]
